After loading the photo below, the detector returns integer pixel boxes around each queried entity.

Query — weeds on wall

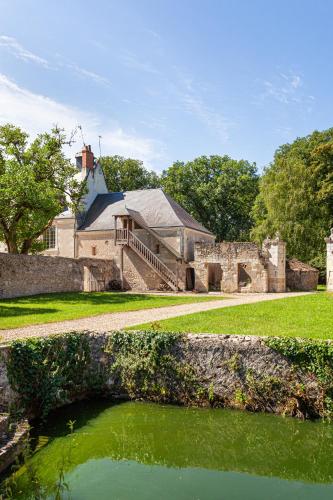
[265,337,333,419]
[6,333,93,419]
[105,330,199,403]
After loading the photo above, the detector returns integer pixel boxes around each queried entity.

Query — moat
[4,400,333,499]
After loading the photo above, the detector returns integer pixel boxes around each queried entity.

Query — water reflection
[6,400,333,499]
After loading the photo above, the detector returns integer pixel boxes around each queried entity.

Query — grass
[132,293,333,340]
[0,292,226,330]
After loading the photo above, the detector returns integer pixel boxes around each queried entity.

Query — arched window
[43,226,56,249]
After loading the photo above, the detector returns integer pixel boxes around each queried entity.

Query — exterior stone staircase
[115,228,179,291]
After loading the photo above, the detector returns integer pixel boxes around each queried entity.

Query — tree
[100,155,160,192]
[0,124,84,254]
[161,155,259,241]
[251,128,333,271]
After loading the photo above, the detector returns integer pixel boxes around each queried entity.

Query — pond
[3,400,333,499]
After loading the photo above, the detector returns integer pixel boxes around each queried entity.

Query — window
[92,245,97,256]
[155,243,160,254]
[43,226,56,249]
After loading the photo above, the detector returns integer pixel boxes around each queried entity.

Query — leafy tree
[251,128,333,271]
[100,155,160,192]
[0,124,84,254]
[161,155,259,241]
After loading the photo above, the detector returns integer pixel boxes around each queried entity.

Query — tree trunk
[20,239,33,254]
[6,240,19,254]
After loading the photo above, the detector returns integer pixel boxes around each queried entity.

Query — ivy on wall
[6,333,92,418]
[5,330,333,422]
[105,330,198,403]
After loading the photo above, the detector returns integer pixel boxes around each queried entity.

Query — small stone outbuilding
[286,258,319,291]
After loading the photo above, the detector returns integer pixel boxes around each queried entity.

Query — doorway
[186,268,195,291]
[123,219,133,231]
[207,263,222,291]
[238,263,252,289]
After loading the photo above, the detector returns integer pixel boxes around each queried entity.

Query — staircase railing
[115,228,178,290]
[128,230,178,289]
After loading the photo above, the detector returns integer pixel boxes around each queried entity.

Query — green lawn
[0,292,226,330]
[132,293,333,340]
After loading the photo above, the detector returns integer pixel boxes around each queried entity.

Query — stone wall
[191,237,287,293]
[77,229,186,291]
[192,242,269,293]
[183,228,215,262]
[0,331,327,420]
[0,253,114,299]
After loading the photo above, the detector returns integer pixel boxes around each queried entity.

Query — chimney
[82,145,94,172]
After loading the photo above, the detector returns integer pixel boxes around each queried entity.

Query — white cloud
[0,34,111,87]
[261,72,311,105]
[0,74,162,168]
[65,63,111,87]
[182,93,230,142]
[290,75,301,89]
[175,74,231,142]
[145,29,162,41]
[120,51,160,75]
[0,35,49,67]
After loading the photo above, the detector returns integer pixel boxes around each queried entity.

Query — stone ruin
[190,235,286,293]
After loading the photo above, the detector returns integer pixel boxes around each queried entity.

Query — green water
[5,400,333,499]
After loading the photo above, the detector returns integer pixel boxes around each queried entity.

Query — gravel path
[0,292,312,342]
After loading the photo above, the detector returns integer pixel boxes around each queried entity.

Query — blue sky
[0,0,332,171]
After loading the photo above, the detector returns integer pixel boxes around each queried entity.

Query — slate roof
[78,188,212,234]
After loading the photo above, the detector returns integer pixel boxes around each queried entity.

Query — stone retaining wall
[0,253,115,299]
[0,332,327,420]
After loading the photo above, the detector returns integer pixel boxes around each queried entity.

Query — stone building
[42,145,215,291]
[286,258,319,291]
[35,144,293,293]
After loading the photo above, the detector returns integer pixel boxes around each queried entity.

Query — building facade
[34,144,310,294]
[42,145,215,291]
